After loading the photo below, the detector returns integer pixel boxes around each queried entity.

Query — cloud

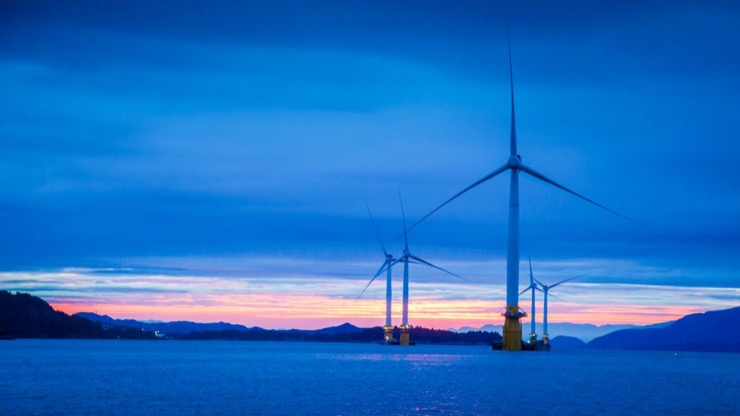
[3,259,738,328]
[1,0,738,320]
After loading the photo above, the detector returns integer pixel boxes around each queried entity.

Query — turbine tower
[519,258,542,344]
[407,34,634,351]
[539,276,577,345]
[396,193,463,346]
[357,203,396,343]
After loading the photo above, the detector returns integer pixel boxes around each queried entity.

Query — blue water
[1,340,738,415]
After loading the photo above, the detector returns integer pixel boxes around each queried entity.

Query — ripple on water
[0,341,738,415]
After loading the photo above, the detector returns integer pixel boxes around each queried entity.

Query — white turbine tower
[396,193,463,346]
[357,203,396,343]
[538,276,578,345]
[407,34,635,351]
[519,258,542,344]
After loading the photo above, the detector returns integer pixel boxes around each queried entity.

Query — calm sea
[1,340,738,415]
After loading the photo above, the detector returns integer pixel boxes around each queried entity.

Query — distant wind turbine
[519,257,543,344]
[396,193,464,346]
[406,33,635,351]
[356,203,396,343]
[536,276,578,345]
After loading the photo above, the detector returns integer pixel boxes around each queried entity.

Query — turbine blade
[372,261,388,280]
[405,163,510,234]
[356,262,389,299]
[518,163,638,225]
[548,292,565,301]
[506,28,517,157]
[389,256,406,267]
[550,276,579,289]
[365,202,388,256]
[398,191,408,250]
[519,287,531,296]
[408,254,467,282]
[528,256,534,284]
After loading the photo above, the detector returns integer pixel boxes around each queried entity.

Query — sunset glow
[8,267,730,331]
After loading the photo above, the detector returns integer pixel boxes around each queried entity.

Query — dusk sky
[2,0,738,330]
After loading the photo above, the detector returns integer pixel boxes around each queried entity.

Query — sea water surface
[1,340,738,415]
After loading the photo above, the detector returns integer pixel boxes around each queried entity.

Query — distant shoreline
[3,290,739,353]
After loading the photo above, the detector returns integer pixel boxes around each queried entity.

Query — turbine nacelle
[507,154,521,168]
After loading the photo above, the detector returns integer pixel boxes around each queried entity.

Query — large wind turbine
[519,258,542,344]
[407,35,635,351]
[396,194,463,346]
[357,204,396,343]
[537,276,578,345]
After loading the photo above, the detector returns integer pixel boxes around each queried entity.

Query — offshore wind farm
[2,1,738,343]
[359,196,463,346]
[358,37,635,350]
[2,2,740,414]
[520,258,546,348]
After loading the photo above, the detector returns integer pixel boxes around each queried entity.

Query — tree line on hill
[3,290,738,352]
[0,291,501,344]
[0,290,155,339]
[175,325,501,344]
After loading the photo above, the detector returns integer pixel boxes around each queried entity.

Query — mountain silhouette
[0,291,155,339]
[587,307,740,352]
[549,335,586,349]
[74,312,263,335]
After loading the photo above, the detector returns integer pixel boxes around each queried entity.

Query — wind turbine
[406,34,635,351]
[537,276,578,345]
[396,193,464,346]
[357,203,396,343]
[519,257,542,344]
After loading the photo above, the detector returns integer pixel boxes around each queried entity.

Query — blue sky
[1,1,738,328]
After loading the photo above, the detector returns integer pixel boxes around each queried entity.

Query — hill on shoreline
[76,311,501,344]
[587,307,740,352]
[0,291,501,344]
[74,311,262,335]
[3,290,738,352]
[0,291,155,339]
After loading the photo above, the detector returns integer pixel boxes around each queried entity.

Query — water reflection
[2,341,736,416]
[326,352,469,366]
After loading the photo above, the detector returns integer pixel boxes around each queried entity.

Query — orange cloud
[5,269,736,330]
[51,292,704,330]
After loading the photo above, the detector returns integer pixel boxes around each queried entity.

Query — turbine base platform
[383,325,394,344]
[400,325,411,346]
[501,306,526,351]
